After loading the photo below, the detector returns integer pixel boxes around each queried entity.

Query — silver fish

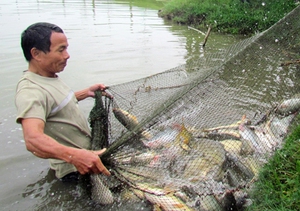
[276,94,300,116]
[142,128,178,149]
[253,125,277,153]
[144,192,194,211]
[113,107,152,139]
[112,150,158,165]
[90,174,114,205]
[113,108,139,131]
[269,114,296,139]
[239,124,263,153]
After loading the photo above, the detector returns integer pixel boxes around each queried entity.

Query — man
[15,22,111,181]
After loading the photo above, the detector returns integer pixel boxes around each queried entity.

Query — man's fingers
[100,166,111,176]
[102,91,113,99]
[94,148,106,156]
[102,85,109,90]
[89,165,101,174]
[95,160,111,176]
[77,165,88,175]
[88,164,110,176]
[91,149,111,176]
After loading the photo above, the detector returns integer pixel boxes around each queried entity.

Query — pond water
[0,0,244,210]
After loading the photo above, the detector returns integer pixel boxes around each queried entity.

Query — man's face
[39,32,70,76]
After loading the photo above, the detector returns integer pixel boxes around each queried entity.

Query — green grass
[248,116,300,210]
[158,0,299,35]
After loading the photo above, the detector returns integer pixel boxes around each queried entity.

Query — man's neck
[28,63,56,78]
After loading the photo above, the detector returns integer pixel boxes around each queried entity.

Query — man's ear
[30,47,41,61]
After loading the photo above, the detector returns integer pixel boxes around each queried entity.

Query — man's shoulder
[16,71,66,94]
[16,75,46,95]
[17,71,38,86]
[15,72,51,102]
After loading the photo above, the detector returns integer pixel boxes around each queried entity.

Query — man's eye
[59,47,67,52]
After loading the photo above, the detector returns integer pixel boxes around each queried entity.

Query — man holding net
[15,22,111,182]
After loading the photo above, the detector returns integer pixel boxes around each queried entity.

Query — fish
[144,192,193,211]
[269,114,296,139]
[173,123,193,151]
[203,128,241,140]
[276,94,300,116]
[226,153,255,180]
[225,169,241,187]
[241,156,263,177]
[113,108,139,131]
[129,187,145,200]
[114,164,168,188]
[113,107,152,139]
[143,123,194,151]
[90,174,114,205]
[120,187,141,202]
[198,195,223,211]
[128,151,158,164]
[178,140,226,182]
[200,115,251,141]
[142,128,178,149]
[239,124,262,153]
[202,115,251,132]
[110,149,158,165]
[117,165,165,182]
[220,139,242,155]
[253,125,277,153]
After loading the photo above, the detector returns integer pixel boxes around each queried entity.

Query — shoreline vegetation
[248,116,300,210]
[158,0,299,35]
[158,1,300,210]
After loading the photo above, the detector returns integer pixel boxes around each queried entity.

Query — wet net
[89,5,300,210]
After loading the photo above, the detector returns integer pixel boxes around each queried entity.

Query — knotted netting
[89,6,300,210]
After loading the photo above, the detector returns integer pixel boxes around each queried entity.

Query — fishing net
[89,6,300,210]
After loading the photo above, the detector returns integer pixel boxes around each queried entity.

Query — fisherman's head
[21,22,64,61]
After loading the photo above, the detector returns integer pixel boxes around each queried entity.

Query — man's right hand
[69,148,111,176]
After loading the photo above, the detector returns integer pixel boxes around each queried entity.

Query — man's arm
[21,118,110,176]
[75,84,108,101]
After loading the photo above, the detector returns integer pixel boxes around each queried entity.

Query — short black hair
[21,22,64,61]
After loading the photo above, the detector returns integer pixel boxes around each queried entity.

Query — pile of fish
[91,94,300,211]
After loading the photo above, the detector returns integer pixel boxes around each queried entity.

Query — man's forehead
[50,32,68,46]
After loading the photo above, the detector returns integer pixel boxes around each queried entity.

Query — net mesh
[90,5,300,210]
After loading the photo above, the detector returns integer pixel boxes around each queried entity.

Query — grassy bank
[247,116,300,210]
[158,0,299,35]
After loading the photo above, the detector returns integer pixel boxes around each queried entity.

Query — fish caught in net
[89,91,114,205]
[89,5,300,210]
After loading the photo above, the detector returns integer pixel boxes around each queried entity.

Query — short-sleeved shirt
[15,71,91,178]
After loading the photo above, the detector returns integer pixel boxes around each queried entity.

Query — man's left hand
[88,84,113,99]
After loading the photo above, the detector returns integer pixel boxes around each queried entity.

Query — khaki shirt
[15,71,91,178]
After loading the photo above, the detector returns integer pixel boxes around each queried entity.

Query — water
[0,0,242,210]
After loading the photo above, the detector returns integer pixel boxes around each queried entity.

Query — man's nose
[64,50,70,60]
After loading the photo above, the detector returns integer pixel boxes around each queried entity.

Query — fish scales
[90,174,114,205]
[144,193,194,211]
[114,168,169,196]
[117,165,164,181]
[113,108,139,131]
[276,94,300,115]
